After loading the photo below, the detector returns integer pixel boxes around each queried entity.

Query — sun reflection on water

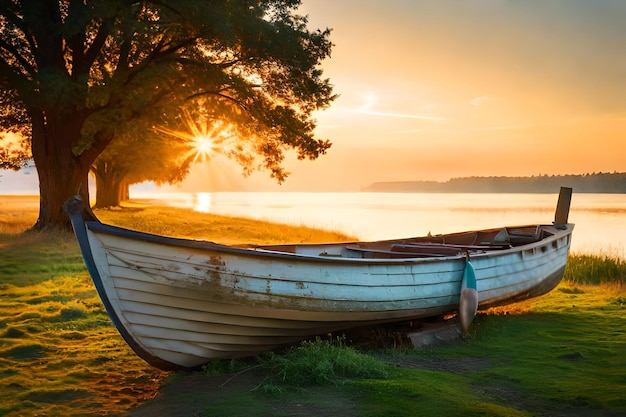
[193,192,212,213]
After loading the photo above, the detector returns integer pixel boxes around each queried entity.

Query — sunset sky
[1,0,625,193]
[165,0,626,192]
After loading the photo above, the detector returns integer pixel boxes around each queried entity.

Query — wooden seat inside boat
[390,243,507,253]
[389,244,465,256]
[399,226,542,248]
[507,226,543,245]
[344,244,464,259]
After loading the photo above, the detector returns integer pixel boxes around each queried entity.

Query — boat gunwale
[84,220,574,264]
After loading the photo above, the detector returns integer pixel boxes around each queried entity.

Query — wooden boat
[65,187,574,370]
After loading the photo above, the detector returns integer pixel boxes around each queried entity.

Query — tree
[0,0,335,230]
[91,112,196,208]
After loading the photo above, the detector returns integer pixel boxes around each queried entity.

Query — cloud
[348,95,445,120]
[470,96,490,106]
[350,109,446,121]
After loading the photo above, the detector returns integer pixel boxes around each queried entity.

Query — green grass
[387,284,626,415]
[253,336,389,392]
[0,232,85,287]
[354,368,530,417]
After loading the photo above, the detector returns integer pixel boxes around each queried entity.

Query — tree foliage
[0,85,30,170]
[0,133,29,170]
[0,0,336,229]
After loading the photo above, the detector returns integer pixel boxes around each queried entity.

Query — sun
[155,112,234,164]
[190,134,217,162]
[186,121,234,163]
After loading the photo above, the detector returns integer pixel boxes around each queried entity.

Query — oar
[459,253,478,334]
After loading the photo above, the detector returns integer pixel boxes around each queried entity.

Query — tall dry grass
[564,251,626,287]
[0,195,39,234]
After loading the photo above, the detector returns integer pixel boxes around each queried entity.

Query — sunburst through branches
[155,112,234,164]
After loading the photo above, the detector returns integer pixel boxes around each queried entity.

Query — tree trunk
[29,110,101,231]
[121,181,130,202]
[92,160,128,208]
[33,155,94,230]
[94,173,124,208]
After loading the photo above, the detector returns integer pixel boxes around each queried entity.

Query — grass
[253,336,390,393]
[1,195,625,416]
[564,251,626,286]
[419,286,626,414]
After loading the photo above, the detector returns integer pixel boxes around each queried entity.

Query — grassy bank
[1,197,625,416]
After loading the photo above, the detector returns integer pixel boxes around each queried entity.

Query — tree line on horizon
[364,172,626,194]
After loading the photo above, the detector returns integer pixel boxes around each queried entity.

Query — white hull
[65,190,574,369]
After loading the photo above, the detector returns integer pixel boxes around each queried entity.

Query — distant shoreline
[363,172,626,194]
[3,171,626,196]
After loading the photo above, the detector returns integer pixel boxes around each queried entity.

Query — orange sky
[164,0,626,192]
[2,0,625,194]
[244,0,626,191]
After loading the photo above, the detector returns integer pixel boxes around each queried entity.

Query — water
[134,191,626,258]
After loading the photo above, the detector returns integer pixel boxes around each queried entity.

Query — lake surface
[134,191,626,258]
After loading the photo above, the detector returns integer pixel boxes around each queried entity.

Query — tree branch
[78,18,115,77]
[185,90,251,112]
[0,1,36,52]
[0,37,36,77]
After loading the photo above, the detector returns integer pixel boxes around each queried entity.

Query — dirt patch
[378,354,491,374]
[128,371,254,417]
[128,368,362,417]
